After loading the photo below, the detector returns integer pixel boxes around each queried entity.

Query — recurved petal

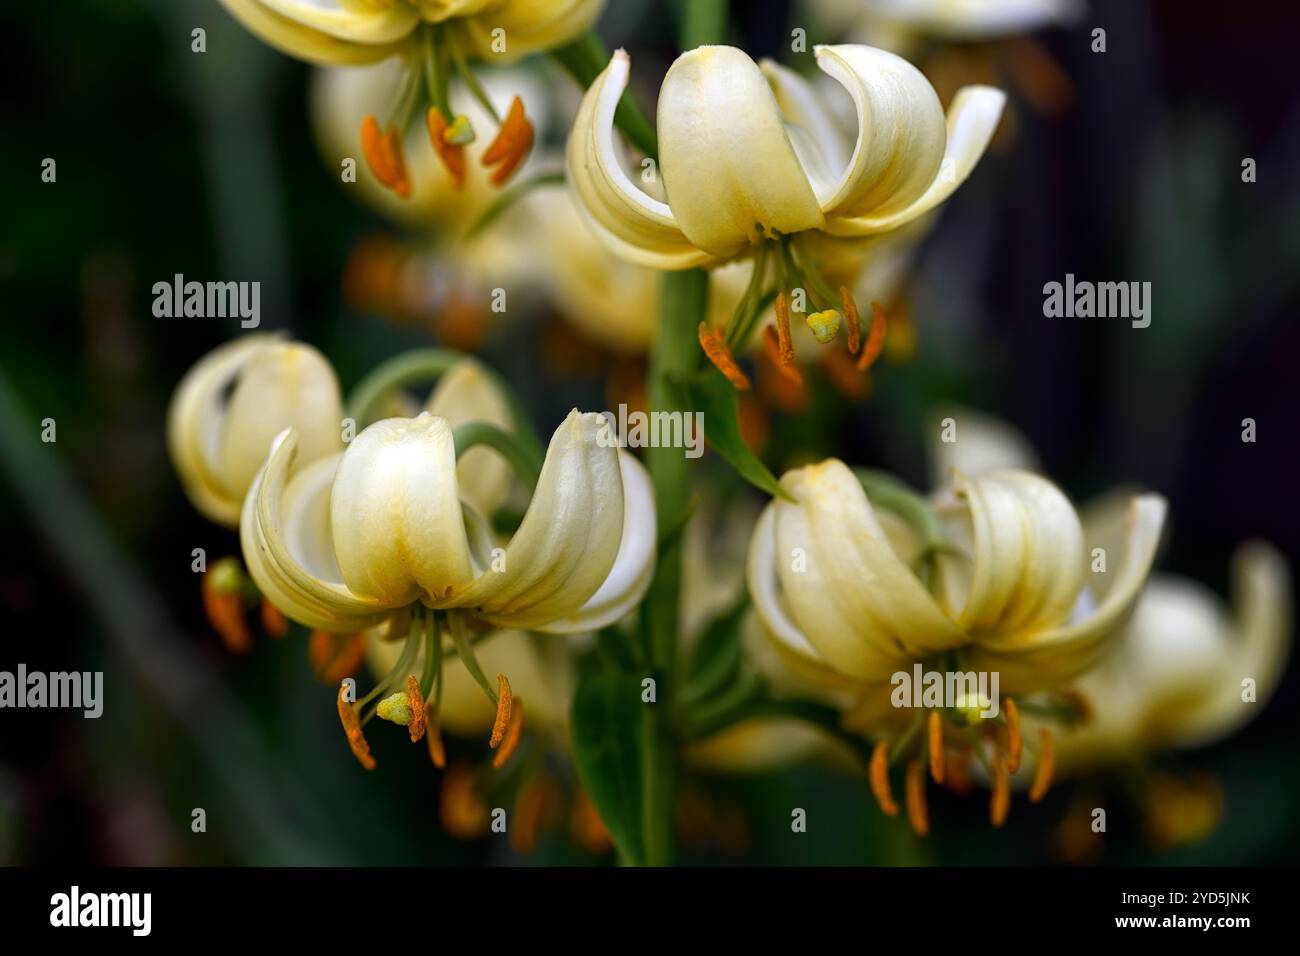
[927,406,1041,487]
[966,493,1167,692]
[946,469,1085,638]
[769,459,966,680]
[217,342,344,504]
[219,0,412,65]
[454,0,605,60]
[566,50,712,270]
[824,83,1005,236]
[330,414,477,606]
[167,333,281,527]
[658,46,825,258]
[807,44,948,218]
[424,359,515,517]
[537,450,656,633]
[241,431,392,631]
[451,410,624,628]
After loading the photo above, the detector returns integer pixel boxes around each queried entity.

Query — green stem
[680,0,729,50]
[448,36,499,123]
[452,421,543,492]
[448,611,498,704]
[465,171,565,241]
[345,348,465,427]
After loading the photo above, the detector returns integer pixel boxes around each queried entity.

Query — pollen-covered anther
[805,309,842,345]
[1029,728,1055,803]
[481,95,534,186]
[259,598,289,638]
[1004,697,1023,773]
[698,322,752,390]
[990,753,1011,827]
[928,711,945,784]
[406,675,426,744]
[492,699,525,769]
[763,325,804,388]
[426,716,446,768]
[336,686,376,771]
[201,560,251,654]
[489,673,513,748]
[774,292,795,365]
[869,740,899,817]
[856,301,888,371]
[840,286,861,354]
[426,107,467,189]
[905,759,929,836]
[361,115,411,198]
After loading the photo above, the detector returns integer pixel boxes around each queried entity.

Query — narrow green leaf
[682,597,748,706]
[686,367,794,501]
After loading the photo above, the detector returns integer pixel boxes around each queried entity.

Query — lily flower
[566,43,1004,379]
[746,430,1166,833]
[218,0,601,192]
[241,402,655,767]
[813,0,1084,48]
[167,334,343,528]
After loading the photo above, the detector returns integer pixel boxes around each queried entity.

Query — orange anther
[201,568,251,655]
[1029,728,1055,803]
[762,325,804,388]
[336,685,376,771]
[905,759,929,836]
[406,674,426,744]
[426,715,446,768]
[492,699,525,769]
[928,711,945,784]
[489,673,513,748]
[856,301,888,371]
[990,753,1011,827]
[259,598,289,638]
[480,95,534,186]
[774,292,795,365]
[839,286,861,354]
[1004,697,1023,773]
[698,322,751,390]
[426,107,466,189]
[869,740,899,817]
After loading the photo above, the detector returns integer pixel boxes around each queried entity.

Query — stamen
[762,326,804,388]
[259,599,289,638]
[805,309,842,345]
[928,711,945,784]
[361,115,397,188]
[1004,697,1022,773]
[426,716,446,768]
[426,107,466,189]
[990,753,1010,827]
[856,302,888,371]
[406,674,426,744]
[869,740,899,817]
[439,762,489,839]
[905,759,929,836]
[308,630,368,684]
[820,349,872,400]
[337,685,376,770]
[382,125,411,198]
[945,750,974,795]
[489,673,513,748]
[774,292,795,365]
[571,790,613,855]
[480,95,534,186]
[1029,728,1055,803]
[201,563,251,654]
[698,322,752,390]
[510,776,551,855]
[840,286,861,354]
[492,699,525,769]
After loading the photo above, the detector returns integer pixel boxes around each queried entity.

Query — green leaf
[571,673,672,866]
[686,367,794,501]
[682,597,748,707]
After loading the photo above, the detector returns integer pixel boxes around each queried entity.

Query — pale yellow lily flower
[812,0,1083,49]
[241,407,655,634]
[566,44,1004,266]
[748,459,1166,695]
[167,334,343,528]
[219,0,603,67]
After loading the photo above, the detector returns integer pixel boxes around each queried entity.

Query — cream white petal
[241,429,392,631]
[453,0,605,61]
[863,0,1083,40]
[967,494,1167,691]
[770,459,966,680]
[216,342,344,503]
[565,50,712,270]
[538,450,656,634]
[330,414,477,606]
[760,59,852,188]
[948,469,1084,637]
[424,358,515,517]
[658,46,825,258]
[167,333,280,527]
[810,44,948,218]
[824,84,1005,236]
[451,410,625,628]
[255,0,418,42]
[219,0,409,65]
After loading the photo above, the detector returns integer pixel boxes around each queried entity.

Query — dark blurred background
[1,0,1297,865]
